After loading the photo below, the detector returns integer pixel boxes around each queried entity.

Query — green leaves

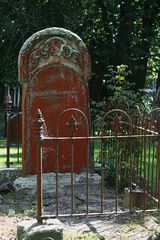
[0,0,159,104]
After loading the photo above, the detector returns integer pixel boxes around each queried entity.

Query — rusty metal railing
[3,87,22,168]
[35,107,160,223]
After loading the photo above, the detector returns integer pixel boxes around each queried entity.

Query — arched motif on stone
[18,27,91,86]
[18,28,91,175]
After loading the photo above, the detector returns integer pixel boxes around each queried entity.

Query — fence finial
[36,108,44,140]
[4,86,12,115]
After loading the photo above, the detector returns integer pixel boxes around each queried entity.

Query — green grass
[0,135,158,188]
[64,232,105,240]
[141,143,157,180]
[93,139,158,187]
[0,137,22,168]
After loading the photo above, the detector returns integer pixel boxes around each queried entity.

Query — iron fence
[5,111,22,167]
[0,86,22,168]
[35,107,160,223]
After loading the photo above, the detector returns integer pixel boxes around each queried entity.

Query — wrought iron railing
[1,86,22,168]
[35,107,160,223]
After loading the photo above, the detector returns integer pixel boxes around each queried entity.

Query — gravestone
[9,113,22,144]
[18,28,91,175]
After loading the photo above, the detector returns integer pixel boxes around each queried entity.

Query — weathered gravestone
[18,28,91,175]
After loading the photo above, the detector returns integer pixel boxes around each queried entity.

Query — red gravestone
[18,28,91,175]
[9,113,22,144]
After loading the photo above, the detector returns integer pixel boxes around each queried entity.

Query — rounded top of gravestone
[18,27,91,84]
[19,28,83,53]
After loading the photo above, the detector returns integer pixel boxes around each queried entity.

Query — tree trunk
[114,0,133,66]
[132,0,159,89]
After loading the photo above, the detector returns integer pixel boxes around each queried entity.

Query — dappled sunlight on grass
[0,138,22,168]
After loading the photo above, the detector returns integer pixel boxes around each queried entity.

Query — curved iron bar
[145,108,160,121]
[102,108,132,135]
[56,108,90,215]
[56,107,89,137]
[124,102,130,113]
[134,105,141,114]
[100,109,133,212]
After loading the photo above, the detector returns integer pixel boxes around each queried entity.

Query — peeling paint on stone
[18,28,91,175]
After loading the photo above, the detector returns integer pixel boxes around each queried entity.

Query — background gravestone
[18,28,91,175]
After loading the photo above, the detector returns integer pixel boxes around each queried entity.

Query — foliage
[147,25,160,88]
[77,0,160,99]
[0,0,160,105]
[94,139,131,190]
[103,64,139,108]
[91,64,153,116]
[91,65,154,189]
[0,0,81,86]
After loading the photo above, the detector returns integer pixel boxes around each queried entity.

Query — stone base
[0,168,21,184]
[17,219,63,240]
[14,172,101,196]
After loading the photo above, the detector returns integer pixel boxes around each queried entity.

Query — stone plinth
[14,172,101,196]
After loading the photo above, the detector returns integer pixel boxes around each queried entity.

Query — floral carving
[61,44,73,58]
[19,28,91,85]
[28,37,82,78]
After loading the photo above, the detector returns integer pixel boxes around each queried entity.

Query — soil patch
[0,190,160,239]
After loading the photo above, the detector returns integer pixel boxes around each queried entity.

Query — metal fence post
[36,108,44,223]
[157,112,160,210]
[4,87,12,168]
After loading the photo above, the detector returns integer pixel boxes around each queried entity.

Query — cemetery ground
[1,189,160,240]
[1,139,160,239]
[0,174,160,238]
